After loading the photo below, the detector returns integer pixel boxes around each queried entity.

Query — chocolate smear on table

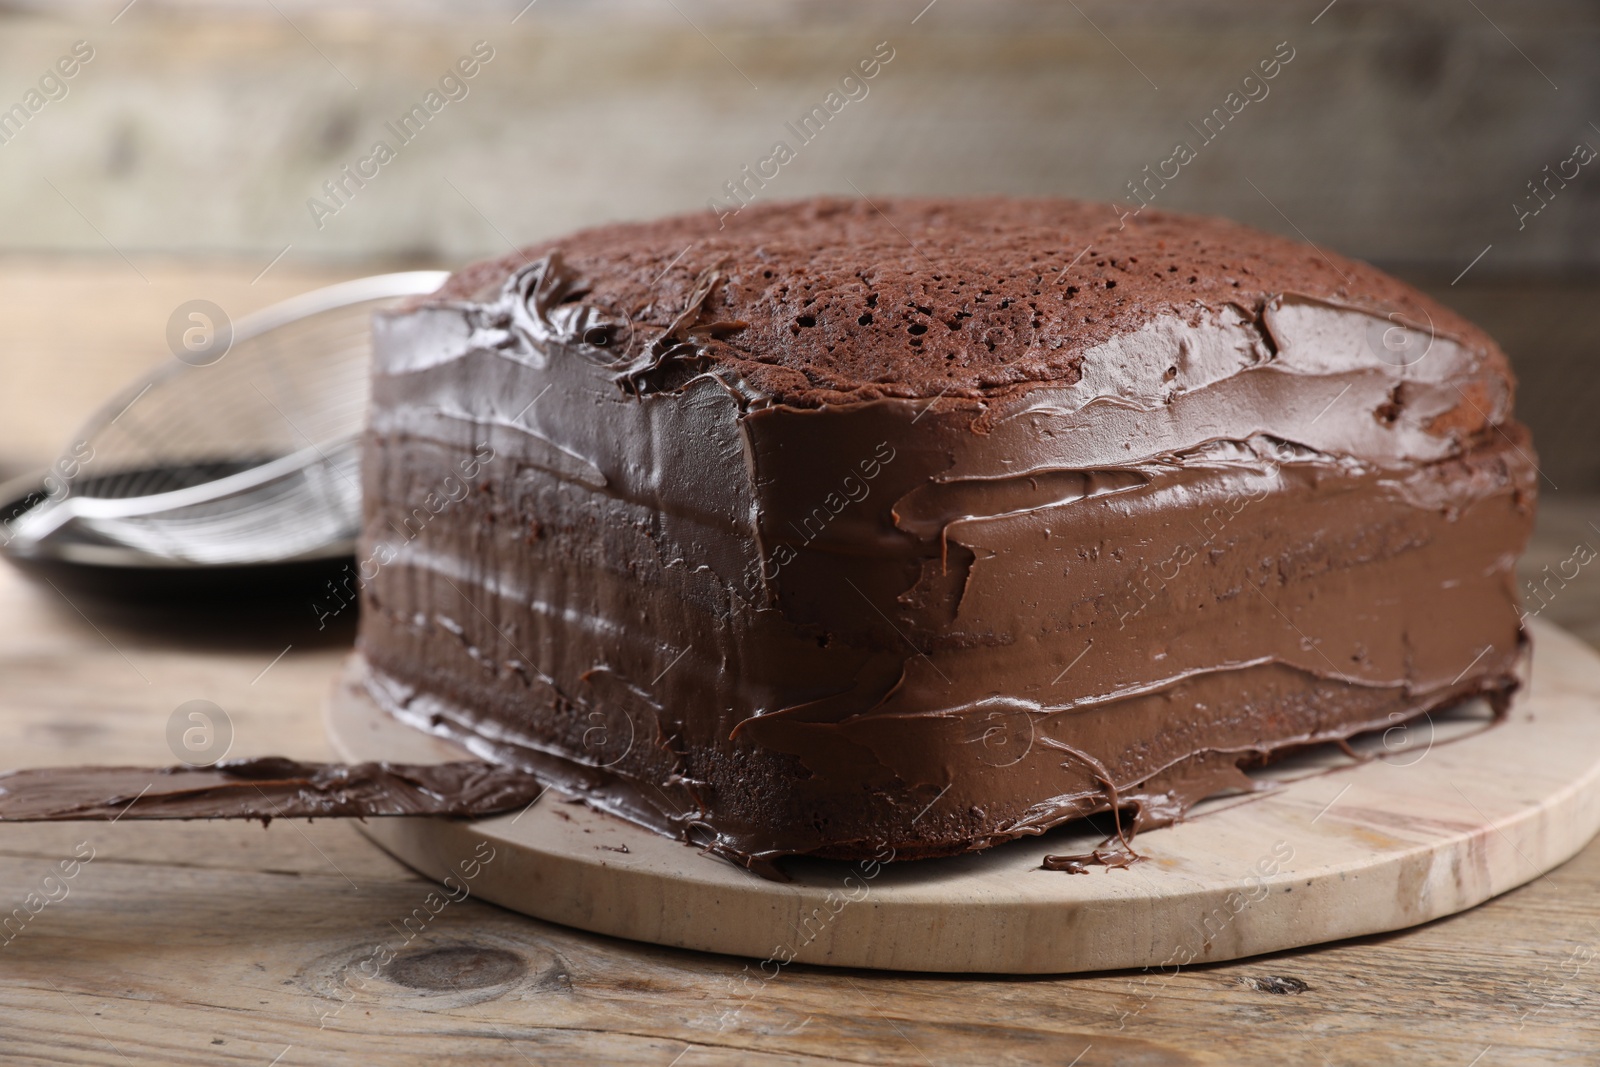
[0,757,544,823]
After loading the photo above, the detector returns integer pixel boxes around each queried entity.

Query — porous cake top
[429,196,1502,406]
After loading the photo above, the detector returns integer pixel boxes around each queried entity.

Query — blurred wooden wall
[1,0,1595,269]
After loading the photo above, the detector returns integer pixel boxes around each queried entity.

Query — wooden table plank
[5,496,1600,1067]
[2,261,1599,1065]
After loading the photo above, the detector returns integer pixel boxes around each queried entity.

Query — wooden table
[3,262,1600,1065]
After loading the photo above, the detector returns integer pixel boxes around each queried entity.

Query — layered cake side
[357,198,1537,865]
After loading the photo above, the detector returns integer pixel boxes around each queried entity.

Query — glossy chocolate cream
[356,197,1537,867]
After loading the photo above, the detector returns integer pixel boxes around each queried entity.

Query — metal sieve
[0,271,447,596]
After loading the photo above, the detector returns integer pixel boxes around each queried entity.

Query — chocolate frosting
[358,197,1536,867]
[0,758,543,822]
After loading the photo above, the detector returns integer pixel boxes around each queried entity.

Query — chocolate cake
[357,197,1537,867]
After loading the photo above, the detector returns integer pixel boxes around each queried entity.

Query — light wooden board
[326,617,1600,974]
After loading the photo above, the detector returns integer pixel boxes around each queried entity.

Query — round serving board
[326,617,1600,974]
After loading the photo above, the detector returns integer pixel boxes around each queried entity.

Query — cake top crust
[428,196,1505,407]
